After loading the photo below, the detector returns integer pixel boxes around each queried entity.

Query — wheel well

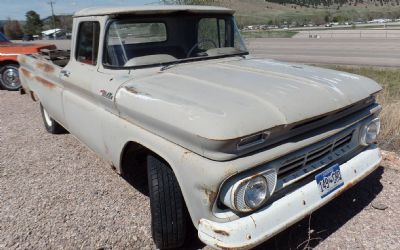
[0,60,19,68]
[120,141,168,196]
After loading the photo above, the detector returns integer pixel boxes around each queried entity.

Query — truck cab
[19,6,382,249]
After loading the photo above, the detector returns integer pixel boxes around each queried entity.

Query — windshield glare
[104,14,248,68]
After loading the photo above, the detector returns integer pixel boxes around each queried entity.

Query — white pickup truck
[18,5,383,249]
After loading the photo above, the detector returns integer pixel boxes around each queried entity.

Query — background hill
[214,0,400,26]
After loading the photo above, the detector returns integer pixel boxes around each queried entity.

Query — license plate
[315,163,344,198]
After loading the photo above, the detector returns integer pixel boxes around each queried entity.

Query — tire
[147,155,188,249]
[39,103,65,134]
[0,63,21,91]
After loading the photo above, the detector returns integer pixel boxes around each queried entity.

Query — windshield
[0,33,10,42]
[104,14,248,68]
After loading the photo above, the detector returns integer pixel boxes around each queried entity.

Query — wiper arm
[160,63,179,71]
[159,52,248,71]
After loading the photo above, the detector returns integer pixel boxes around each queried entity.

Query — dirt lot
[1,89,400,249]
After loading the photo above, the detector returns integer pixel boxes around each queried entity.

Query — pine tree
[23,11,43,35]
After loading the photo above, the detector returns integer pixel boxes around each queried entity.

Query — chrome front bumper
[198,145,382,249]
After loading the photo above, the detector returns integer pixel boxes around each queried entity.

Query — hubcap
[43,108,53,127]
[1,67,20,89]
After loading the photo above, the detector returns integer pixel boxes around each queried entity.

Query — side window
[76,22,100,65]
[198,18,226,50]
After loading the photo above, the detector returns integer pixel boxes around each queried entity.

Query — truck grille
[278,131,354,178]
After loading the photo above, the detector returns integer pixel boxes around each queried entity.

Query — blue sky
[0,0,157,20]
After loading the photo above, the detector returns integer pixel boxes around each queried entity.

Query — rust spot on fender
[332,180,355,199]
[36,62,55,73]
[205,189,217,205]
[35,76,55,89]
[20,68,33,79]
[213,229,230,237]
[30,91,39,102]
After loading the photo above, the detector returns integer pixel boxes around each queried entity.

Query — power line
[48,1,56,29]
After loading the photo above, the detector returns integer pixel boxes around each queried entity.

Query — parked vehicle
[22,34,34,41]
[0,32,55,90]
[18,6,382,249]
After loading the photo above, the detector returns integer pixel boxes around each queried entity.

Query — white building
[41,28,66,39]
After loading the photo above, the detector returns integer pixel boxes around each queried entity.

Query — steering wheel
[186,39,217,58]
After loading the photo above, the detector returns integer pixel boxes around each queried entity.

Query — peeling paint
[30,91,39,102]
[35,76,55,89]
[20,68,33,79]
[204,189,217,205]
[36,62,55,73]
[213,229,230,237]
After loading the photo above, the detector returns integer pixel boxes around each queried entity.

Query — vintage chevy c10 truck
[18,5,382,250]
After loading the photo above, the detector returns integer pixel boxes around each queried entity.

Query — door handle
[61,70,71,77]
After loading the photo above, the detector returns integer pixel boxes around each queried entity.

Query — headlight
[360,118,380,146]
[220,169,277,213]
[244,176,269,209]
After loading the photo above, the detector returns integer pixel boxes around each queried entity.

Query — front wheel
[147,155,188,249]
[0,64,21,91]
[40,103,66,134]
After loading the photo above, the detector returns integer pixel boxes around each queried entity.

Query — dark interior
[106,44,186,67]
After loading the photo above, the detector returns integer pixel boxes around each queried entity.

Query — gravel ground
[1,90,400,250]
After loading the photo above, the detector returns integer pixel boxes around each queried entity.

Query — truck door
[60,20,105,154]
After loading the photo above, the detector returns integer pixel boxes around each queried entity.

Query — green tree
[4,19,23,39]
[23,10,43,35]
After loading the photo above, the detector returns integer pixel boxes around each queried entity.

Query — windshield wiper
[160,53,248,71]
[160,62,180,71]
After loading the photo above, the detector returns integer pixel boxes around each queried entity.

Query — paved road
[247,38,400,67]
[17,37,400,67]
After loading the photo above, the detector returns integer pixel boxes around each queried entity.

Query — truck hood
[116,58,381,160]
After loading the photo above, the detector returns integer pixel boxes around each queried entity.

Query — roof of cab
[74,5,235,17]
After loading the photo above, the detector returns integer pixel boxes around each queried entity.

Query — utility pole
[48,0,56,39]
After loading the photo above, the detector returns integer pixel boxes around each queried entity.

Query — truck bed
[33,49,70,67]
[18,50,70,131]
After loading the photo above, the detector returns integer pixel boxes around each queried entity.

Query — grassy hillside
[325,65,400,152]
[213,0,400,27]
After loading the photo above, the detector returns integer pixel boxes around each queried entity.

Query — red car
[0,32,55,90]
